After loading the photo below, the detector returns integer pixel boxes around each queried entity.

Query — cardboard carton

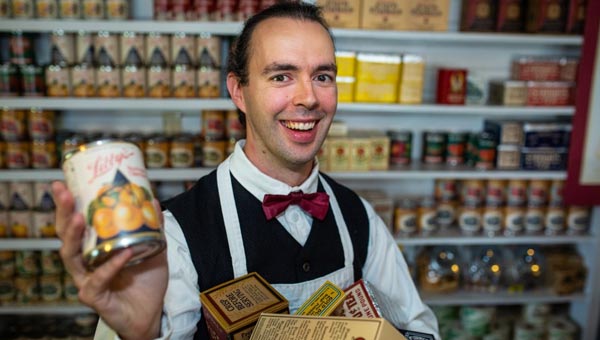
[294,280,346,316]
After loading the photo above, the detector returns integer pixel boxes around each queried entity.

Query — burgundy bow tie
[262,191,330,221]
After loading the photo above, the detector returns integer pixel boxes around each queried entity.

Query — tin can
[197,65,220,98]
[59,0,81,18]
[485,179,506,206]
[192,0,215,20]
[62,140,166,269]
[435,178,458,201]
[387,130,412,165]
[202,110,225,139]
[50,29,75,67]
[172,64,195,98]
[147,66,171,97]
[172,32,195,66]
[10,31,34,65]
[461,179,485,206]
[168,0,191,20]
[28,109,55,140]
[31,139,57,168]
[225,109,244,140]
[145,134,170,168]
[0,251,15,278]
[436,68,467,105]
[202,137,225,167]
[197,33,221,67]
[528,179,550,205]
[61,133,86,161]
[504,204,524,235]
[72,63,96,97]
[226,137,236,157]
[507,179,528,206]
[9,181,33,210]
[0,211,8,237]
[458,203,482,234]
[35,0,58,18]
[237,0,257,20]
[525,203,545,233]
[95,31,119,66]
[121,31,145,66]
[0,0,10,17]
[0,183,7,211]
[6,140,31,169]
[436,199,457,228]
[0,139,5,168]
[81,0,103,18]
[63,272,78,302]
[75,31,94,65]
[0,62,20,96]
[9,210,32,237]
[105,0,128,19]
[154,0,168,20]
[0,277,14,303]
[482,203,503,236]
[14,274,39,303]
[549,179,564,205]
[422,131,446,165]
[11,0,34,18]
[215,0,235,21]
[20,64,45,96]
[446,131,467,166]
[96,65,121,97]
[16,250,38,275]
[33,181,54,211]
[545,202,565,234]
[121,132,145,151]
[1,109,27,141]
[474,132,496,170]
[417,196,437,234]
[170,133,194,168]
[46,64,71,97]
[122,65,146,98]
[566,205,590,233]
[146,32,171,66]
[39,274,62,302]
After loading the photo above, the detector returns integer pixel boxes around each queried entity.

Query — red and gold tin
[549,179,564,204]
[202,137,226,167]
[31,139,57,168]
[9,210,32,238]
[1,109,27,141]
[528,179,550,205]
[33,210,56,237]
[388,130,412,166]
[482,203,503,236]
[59,0,81,18]
[237,0,258,20]
[36,0,58,17]
[105,0,129,19]
[72,63,96,97]
[202,110,225,140]
[154,0,168,20]
[46,64,71,97]
[192,0,215,20]
[435,178,458,201]
[28,109,55,140]
[506,179,528,206]
[485,179,506,206]
[6,140,30,169]
[145,134,170,168]
[62,140,165,269]
[215,0,236,21]
[461,179,485,206]
[436,68,467,104]
[170,133,194,168]
[168,0,191,20]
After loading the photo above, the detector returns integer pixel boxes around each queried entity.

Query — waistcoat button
[302,262,310,272]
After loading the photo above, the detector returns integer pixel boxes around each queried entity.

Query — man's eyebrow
[262,63,298,76]
[316,63,337,74]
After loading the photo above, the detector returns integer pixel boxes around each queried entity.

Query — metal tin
[9,210,32,237]
[33,181,55,211]
[417,196,437,233]
[172,32,195,66]
[422,131,446,164]
[436,199,457,228]
[147,66,171,97]
[105,0,128,19]
[20,64,45,96]
[482,203,503,236]
[58,0,80,18]
[39,274,62,302]
[394,198,417,235]
[0,62,20,96]
[474,132,496,170]
[566,205,590,233]
[237,0,257,21]
[197,66,220,98]
[485,179,506,206]
[31,139,57,168]
[96,65,120,97]
[434,178,458,201]
[121,132,145,151]
[145,134,169,168]
[61,133,86,161]
[16,250,38,275]
[461,179,485,206]
[6,140,31,169]
[121,65,146,98]
[81,0,103,18]
[14,274,39,303]
[121,31,145,66]
[95,31,119,67]
[202,110,225,139]
[0,251,15,278]
[549,179,564,205]
[172,64,195,98]
[446,131,467,166]
[197,33,221,67]
[387,130,411,165]
[504,204,524,235]
[0,277,14,303]
[507,179,528,206]
[192,0,215,20]
[524,203,545,233]
[1,109,27,141]
[0,0,10,17]
[146,32,170,66]
[0,183,8,210]
[9,181,33,210]
[75,31,94,65]
[35,0,58,18]
[50,29,75,67]
[545,202,565,234]
[225,109,244,140]
[153,0,168,20]
[45,64,71,97]
[0,139,4,169]
[9,31,33,65]
[202,138,225,167]
[11,0,34,18]
[436,68,467,104]
[458,203,482,234]
[0,210,8,237]
[169,133,194,168]
[62,140,165,269]
[63,272,79,302]
[528,179,550,205]
[215,0,235,21]
[28,109,55,140]
[168,0,191,20]
[72,63,96,96]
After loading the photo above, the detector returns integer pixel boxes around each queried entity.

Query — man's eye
[316,74,333,82]
[272,75,287,82]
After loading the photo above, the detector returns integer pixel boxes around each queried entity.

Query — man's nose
[293,79,318,109]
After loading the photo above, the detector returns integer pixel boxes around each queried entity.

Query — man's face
[228,17,337,177]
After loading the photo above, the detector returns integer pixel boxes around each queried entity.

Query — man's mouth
[283,120,317,131]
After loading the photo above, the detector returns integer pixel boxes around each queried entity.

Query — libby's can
[11,0,34,18]
[446,131,467,166]
[62,140,165,269]
[81,0,104,19]
[202,137,226,167]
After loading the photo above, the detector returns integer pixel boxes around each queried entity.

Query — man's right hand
[52,181,169,340]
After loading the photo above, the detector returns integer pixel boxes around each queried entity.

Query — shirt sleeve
[93,210,202,340]
[359,198,440,339]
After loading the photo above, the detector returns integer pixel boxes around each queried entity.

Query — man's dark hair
[227,1,334,86]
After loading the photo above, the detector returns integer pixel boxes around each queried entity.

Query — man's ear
[227,72,247,113]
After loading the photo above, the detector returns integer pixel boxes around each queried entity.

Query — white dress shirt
[95,140,439,339]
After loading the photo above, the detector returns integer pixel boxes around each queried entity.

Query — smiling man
[52,2,439,340]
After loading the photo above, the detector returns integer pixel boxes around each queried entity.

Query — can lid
[63,138,135,162]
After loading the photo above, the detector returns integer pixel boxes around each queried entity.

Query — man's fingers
[52,181,75,238]
[58,212,88,282]
[78,248,133,305]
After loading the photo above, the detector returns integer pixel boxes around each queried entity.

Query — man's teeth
[285,121,316,130]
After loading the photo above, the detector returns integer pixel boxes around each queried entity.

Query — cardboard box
[360,0,405,30]
[317,0,361,28]
[398,55,425,104]
[404,0,450,31]
[249,314,407,340]
[354,53,401,103]
[200,272,289,340]
[294,280,346,316]
[461,0,497,32]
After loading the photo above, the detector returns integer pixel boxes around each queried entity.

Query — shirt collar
[229,140,320,201]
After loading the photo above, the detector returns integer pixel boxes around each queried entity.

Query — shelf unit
[1,7,598,340]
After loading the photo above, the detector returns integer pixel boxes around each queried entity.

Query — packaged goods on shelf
[417,245,460,293]
[404,0,449,31]
[496,0,525,32]
[317,0,361,28]
[511,56,579,82]
[335,51,356,102]
[484,119,524,145]
[496,144,521,169]
[321,129,390,172]
[436,68,467,105]
[521,147,568,170]
[460,0,497,32]
[546,246,586,295]
[357,189,393,230]
[487,80,527,106]
[526,81,575,106]
[522,121,572,148]
[566,0,586,34]
[360,0,405,30]
[398,54,425,104]
[354,53,400,103]
[526,0,568,33]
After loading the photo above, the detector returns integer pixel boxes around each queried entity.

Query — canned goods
[28,109,55,140]
[35,0,58,18]
[31,139,58,168]
[63,272,79,302]
[81,0,104,18]
[0,0,10,17]
[197,65,220,98]
[121,31,145,66]
[172,64,195,98]
[95,31,119,66]
[39,274,63,302]
[504,204,524,235]
[147,32,170,66]
[482,203,503,236]
[528,179,550,205]
[62,140,166,269]
[474,132,496,170]
[507,179,528,206]
[145,134,169,168]
[0,62,20,96]
[0,210,7,237]
[549,179,564,205]
[436,68,467,105]
[46,64,71,97]
[197,33,221,68]
[14,274,39,303]
[0,251,15,278]
[525,204,545,233]
[0,277,14,303]
[6,140,31,169]
[147,65,171,97]
[168,0,191,20]
[121,132,145,151]
[75,31,95,65]
[61,133,86,160]
[418,196,437,233]
[96,65,121,97]
[0,182,9,210]
[545,202,565,234]
[11,0,34,18]
[172,32,195,65]
[446,131,467,166]
[434,178,457,201]
[387,130,411,165]
[20,64,46,96]
[10,31,34,65]
[436,199,456,228]
[566,206,590,233]
[16,250,39,275]
[50,29,75,67]
[33,181,54,210]
[485,179,506,205]
[59,0,81,18]
[202,138,226,167]
[237,0,257,21]
[154,0,168,20]
[202,110,225,139]
[225,109,244,140]
[72,63,96,96]
[215,0,235,21]
[105,0,128,19]
[122,65,146,97]
[33,210,55,237]
[461,179,485,206]
[9,210,32,237]
[0,139,5,168]
[458,203,481,234]
[394,198,417,235]
[422,131,446,165]
[1,108,27,141]
[170,133,194,168]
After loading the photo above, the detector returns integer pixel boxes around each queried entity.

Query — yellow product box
[404,0,450,31]
[317,138,330,172]
[317,0,361,28]
[199,272,289,340]
[328,137,351,172]
[337,76,355,102]
[360,0,406,30]
[349,133,372,172]
[294,280,346,316]
[398,55,425,104]
[369,132,390,170]
[336,51,357,77]
[249,314,408,340]
[355,53,401,103]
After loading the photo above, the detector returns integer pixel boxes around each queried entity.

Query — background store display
[1,0,130,19]
[0,313,97,338]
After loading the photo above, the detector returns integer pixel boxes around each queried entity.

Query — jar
[485,179,506,206]
[434,178,458,201]
[524,203,545,234]
[458,202,482,235]
[504,204,524,235]
[394,197,417,236]
[145,134,170,168]
[417,196,437,234]
[202,137,226,167]
[169,133,194,168]
[436,199,457,228]
[545,202,565,234]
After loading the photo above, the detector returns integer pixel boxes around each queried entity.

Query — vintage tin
[144,134,169,168]
[59,0,81,18]
[16,250,38,275]
[20,64,45,96]
[485,179,506,206]
[121,132,145,151]
[549,179,564,204]
[172,64,195,98]
[566,205,590,233]
[9,181,33,210]
[0,62,20,96]
[50,29,75,67]
[545,202,565,234]
[202,110,225,140]
[526,0,567,33]
[95,31,119,66]
[28,109,55,140]
[482,203,503,236]
[0,183,8,210]
[9,210,32,237]
[422,131,446,165]
[75,31,94,65]
[62,140,165,269]
[528,179,550,205]
[72,63,96,97]
[197,65,220,98]
[35,0,58,18]
[11,0,34,18]
[147,66,171,97]
[9,31,34,65]
[417,196,438,234]
[192,0,215,21]
[497,0,524,32]
[31,139,57,168]
[172,32,195,66]
[202,137,226,167]
[146,32,170,66]
[14,274,39,303]
[387,130,412,166]
[237,0,257,21]
[460,0,497,31]
[225,109,244,140]
[169,133,194,168]
[504,204,524,235]
[46,64,71,97]
[121,31,145,66]
[507,179,528,206]
[96,65,120,97]
[0,277,14,303]
[461,179,485,206]
[524,203,546,233]
[168,0,191,20]
[197,33,221,67]
[436,199,457,228]
[474,132,496,170]
[496,144,521,170]
[105,0,128,19]
[81,0,103,18]
[39,274,62,302]
[215,0,235,21]
[6,140,31,169]
[61,133,86,161]
[63,273,79,302]
[0,251,15,278]
[122,65,146,98]
[33,210,56,237]
[1,109,27,141]
[446,131,467,166]
[154,0,168,20]
[348,135,371,171]
[0,0,10,17]
[33,181,54,211]
[458,203,482,235]
[436,68,467,105]
[435,178,458,201]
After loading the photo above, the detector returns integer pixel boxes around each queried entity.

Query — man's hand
[53,181,169,340]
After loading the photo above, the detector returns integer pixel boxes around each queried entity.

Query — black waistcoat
[162,171,369,340]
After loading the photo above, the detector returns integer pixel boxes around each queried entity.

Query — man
[52,2,439,339]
